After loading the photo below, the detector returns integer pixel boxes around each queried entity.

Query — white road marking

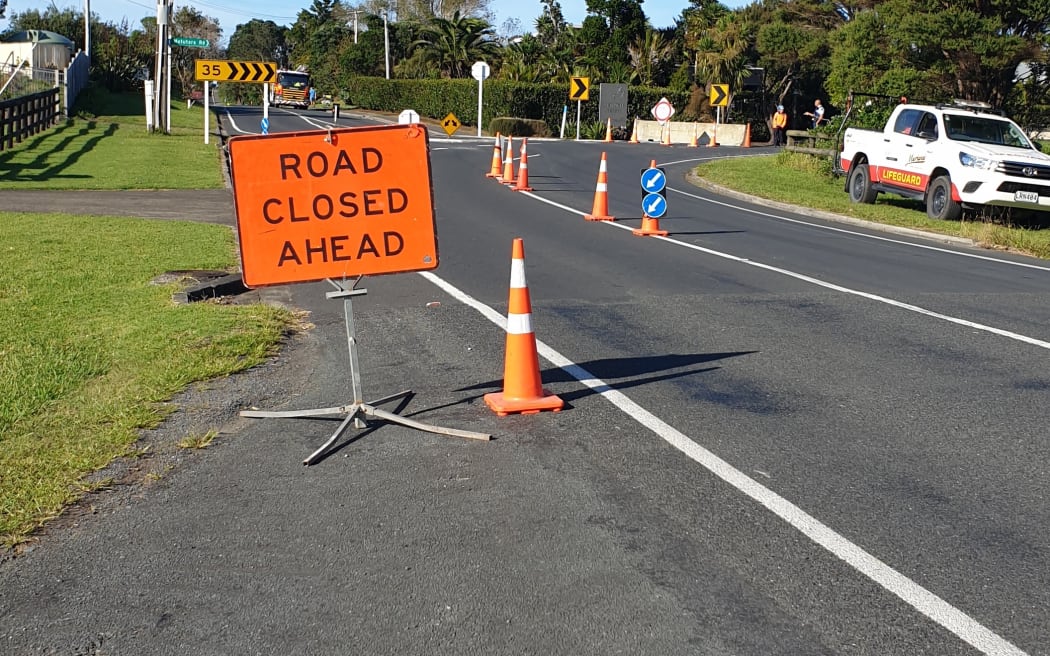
[418,268,1028,656]
[519,192,1050,350]
[223,110,253,134]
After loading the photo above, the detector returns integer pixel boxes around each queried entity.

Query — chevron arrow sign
[195,59,276,84]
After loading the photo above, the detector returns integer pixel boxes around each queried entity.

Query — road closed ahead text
[229,125,438,287]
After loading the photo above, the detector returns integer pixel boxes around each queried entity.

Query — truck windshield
[943,114,1032,149]
[277,72,309,89]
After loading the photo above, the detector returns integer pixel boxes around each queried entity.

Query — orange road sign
[228,124,439,287]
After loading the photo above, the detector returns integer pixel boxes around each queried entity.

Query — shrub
[489,116,550,137]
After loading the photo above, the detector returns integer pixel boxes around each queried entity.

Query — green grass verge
[0,213,296,545]
[696,151,1050,259]
[0,86,223,190]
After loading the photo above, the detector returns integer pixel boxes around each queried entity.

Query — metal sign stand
[241,278,491,465]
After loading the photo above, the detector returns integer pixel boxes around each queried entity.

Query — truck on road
[839,99,1050,220]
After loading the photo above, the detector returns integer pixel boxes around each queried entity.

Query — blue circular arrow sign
[260,117,269,135]
[642,193,667,218]
[640,167,666,193]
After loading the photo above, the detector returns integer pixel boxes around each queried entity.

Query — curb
[684,170,977,249]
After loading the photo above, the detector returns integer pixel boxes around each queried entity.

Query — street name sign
[228,124,439,287]
[171,37,209,48]
[195,59,276,83]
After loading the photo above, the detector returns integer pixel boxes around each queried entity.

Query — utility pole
[348,10,363,44]
[84,0,90,59]
[153,0,171,133]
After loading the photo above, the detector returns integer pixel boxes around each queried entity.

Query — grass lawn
[0,87,296,546]
[696,151,1050,259]
[0,86,223,190]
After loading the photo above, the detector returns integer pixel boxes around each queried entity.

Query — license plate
[1015,190,1040,204]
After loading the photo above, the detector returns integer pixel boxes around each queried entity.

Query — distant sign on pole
[472,61,490,138]
[651,97,675,125]
[195,59,276,83]
[171,37,209,48]
[227,124,439,287]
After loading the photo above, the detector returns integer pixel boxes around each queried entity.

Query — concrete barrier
[632,119,748,146]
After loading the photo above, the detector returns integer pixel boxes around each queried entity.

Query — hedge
[332,75,692,134]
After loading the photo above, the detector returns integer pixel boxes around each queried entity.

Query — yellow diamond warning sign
[441,112,460,136]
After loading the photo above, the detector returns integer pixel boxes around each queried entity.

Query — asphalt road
[1,105,1048,655]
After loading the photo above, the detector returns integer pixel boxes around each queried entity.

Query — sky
[2,0,749,45]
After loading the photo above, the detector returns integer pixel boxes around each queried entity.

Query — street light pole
[383,8,390,79]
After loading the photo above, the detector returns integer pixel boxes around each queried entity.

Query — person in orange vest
[772,104,788,147]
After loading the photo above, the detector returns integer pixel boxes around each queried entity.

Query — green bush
[335,74,691,134]
[489,117,550,137]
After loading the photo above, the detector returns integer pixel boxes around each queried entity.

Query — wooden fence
[0,88,60,151]
[785,129,839,158]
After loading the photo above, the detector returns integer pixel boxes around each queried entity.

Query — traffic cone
[660,122,672,146]
[708,126,719,147]
[743,122,752,148]
[500,136,516,185]
[688,124,698,148]
[484,238,564,416]
[485,133,502,178]
[513,138,534,191]
[628,118,639,144]
[603,117,613,143]
[634,159,669,237]
[584,151,615,222]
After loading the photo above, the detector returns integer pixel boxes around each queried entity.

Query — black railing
[0,88,61,151]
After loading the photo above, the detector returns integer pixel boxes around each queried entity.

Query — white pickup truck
[839,101,1050,220]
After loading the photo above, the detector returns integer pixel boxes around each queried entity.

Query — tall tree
[227,19,289,66]
[411,10,500,78]
[578,0,647,76]
[170,6,222,97]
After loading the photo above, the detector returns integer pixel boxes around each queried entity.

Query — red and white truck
[839,100,1050,220]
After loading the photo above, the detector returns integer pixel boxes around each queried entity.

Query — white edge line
[418,268,1027,656]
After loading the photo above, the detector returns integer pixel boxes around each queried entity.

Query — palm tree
[629,27,673,86]
[412,10,501,78]
[693,14,753,98]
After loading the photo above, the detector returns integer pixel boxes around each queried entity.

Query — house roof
[1,30,75,47]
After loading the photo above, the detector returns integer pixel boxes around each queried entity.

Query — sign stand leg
[241,279,490,465]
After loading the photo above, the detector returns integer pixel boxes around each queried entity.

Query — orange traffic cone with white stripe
[743,122,752,147]
[584,151,615,221]
[628,118,639,144]
[708,126,719,147]
[688,124,698,148]
[513,138,534,191]
[633,159,669,237]
[486,133,503,178]
[484,238,564,416]
[603,117,613,142]
[500,136,516,185]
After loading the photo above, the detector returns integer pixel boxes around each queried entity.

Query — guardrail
[0,88,61,151]
[785,129,839,157]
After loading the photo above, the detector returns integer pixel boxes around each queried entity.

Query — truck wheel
[927,176,962,220]
[848,163,878,204]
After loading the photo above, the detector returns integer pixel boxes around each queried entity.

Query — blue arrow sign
[640,167,666,193]
[643,193,667,218]
[260,117,269,135]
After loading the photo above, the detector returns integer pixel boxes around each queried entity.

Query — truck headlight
[959,151,995,169]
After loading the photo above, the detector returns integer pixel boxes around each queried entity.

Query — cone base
[585,214,615,222]
[484,390,564,416]
[485,172,500,178]
[513,185,534,192]
[633,227,668,236]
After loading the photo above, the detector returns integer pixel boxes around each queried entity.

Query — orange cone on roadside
[500,136,516,185]
[743,123,752,147]
[486,133,503,178]
[661,122,672,146]
[628,118,639,144]
[688,124,698,148]
[603,117,613,142]
[513,138,534,191]
[634,159,669,237]
[708,126,719,147]
[484,238,564,416]
[584,152,615,222]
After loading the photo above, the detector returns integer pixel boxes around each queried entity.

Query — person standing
[772,104,788,146]
[804,99,826,128]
